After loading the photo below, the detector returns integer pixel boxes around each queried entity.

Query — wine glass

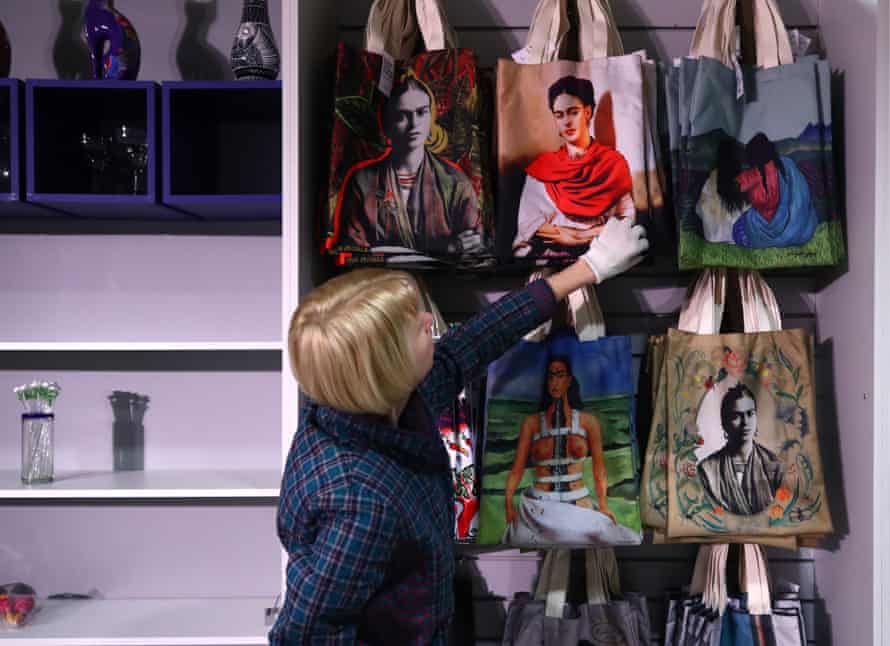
[80,131,111,193]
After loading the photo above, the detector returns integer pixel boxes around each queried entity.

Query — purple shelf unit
[161,81,281,220]
[25,79,183,219]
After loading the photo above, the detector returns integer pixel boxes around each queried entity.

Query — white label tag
[733,56,745,100]
[787,29,813,60]
[732,27,745,100]
[511,45,532,64]
[378,52,395,97]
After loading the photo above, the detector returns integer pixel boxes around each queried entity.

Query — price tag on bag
[733,27,745,100]
[378,51,395,97]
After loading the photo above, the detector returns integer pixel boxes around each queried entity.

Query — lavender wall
[812,1,878,644]
[0,236,280,343]
[0,0,282,82]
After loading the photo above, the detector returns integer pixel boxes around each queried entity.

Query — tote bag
[322,0,493,266]
[664,544,806,646]
[640,270,814,548]
[672,0,844,269]
[479,284,642,548]
[438,395,479,542]
[419,277,480,542]
[496,0,663,263]
[661,275,832,540]
[502,548,649,646]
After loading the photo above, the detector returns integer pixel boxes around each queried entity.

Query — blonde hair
[288,269,421,418]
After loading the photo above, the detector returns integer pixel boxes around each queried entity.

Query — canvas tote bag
[496,0,663,263]
[662,273,832,540]
[418,277,480,542]
[640,270,810,548]
[502,548,649,645]
[672,0,843,269]
[479,283,642,548]
[322,0,493,266]
[665,544,806,646]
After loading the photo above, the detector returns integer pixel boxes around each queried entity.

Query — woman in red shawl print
[513,75,634,258]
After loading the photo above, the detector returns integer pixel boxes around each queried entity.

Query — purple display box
[162,81,281,220]
[25,79,183,219]
[0,78,53,218]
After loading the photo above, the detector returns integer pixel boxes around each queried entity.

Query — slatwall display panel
[0,505,280,598]
[339,0,819,28]
[337,0,819,68]
[338,27,821,69]
[0,365,279,471]
[0,235,280,343]
[320,0,833,640]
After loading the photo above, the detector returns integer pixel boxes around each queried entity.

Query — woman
[697,383,784,516]
[502,355,639,547]
[695,139,750,242]
[270,216,647,644]
[513,75,635,258]
[337,74,484,256]
[731,132,819,248]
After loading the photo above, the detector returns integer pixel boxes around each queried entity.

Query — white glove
[580,216,649,283]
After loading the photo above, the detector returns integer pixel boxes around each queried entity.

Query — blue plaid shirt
[269,280,556,645]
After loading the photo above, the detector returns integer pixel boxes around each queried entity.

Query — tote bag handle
[534,548,621,618]
[576,0,625,60]
[740,543,773,615]
[678,268,728,335]
[522,0,571,63]
[739,269,782,332]
[584,548,621,604]
[415,275,449,341]
[689,0,793,69]
[520,0,622,63]
[678,269,781,335]
[535,549,572,617]
[365,0,458,59]
[523,272,607,342]
[690,543,730,613]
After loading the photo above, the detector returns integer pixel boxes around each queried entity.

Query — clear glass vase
[21,413,54,484]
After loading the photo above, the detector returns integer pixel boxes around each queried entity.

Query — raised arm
[418,216,648,417]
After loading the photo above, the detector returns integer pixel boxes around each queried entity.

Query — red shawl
[736,161,780,223]
[525,141,633,219]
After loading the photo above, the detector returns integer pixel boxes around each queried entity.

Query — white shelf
[0,342,282,352]
[0,597,272,645]
[0,470,280,500]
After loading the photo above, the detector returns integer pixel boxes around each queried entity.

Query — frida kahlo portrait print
[480,333,642,547]
[664,329,832,538]
[513,75,634,259]
[324,45,489,260]
[497,54,662,262]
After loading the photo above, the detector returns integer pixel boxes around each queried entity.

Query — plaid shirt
[269,280,556,645]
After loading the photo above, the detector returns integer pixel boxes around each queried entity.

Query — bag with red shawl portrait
[321,0,493,266]
[496,0,663,264]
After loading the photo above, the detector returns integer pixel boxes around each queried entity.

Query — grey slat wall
[335,2,825,643]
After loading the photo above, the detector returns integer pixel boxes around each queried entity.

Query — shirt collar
[305,392,449,471]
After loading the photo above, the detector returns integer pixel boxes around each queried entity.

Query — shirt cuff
[526,278,557,320]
